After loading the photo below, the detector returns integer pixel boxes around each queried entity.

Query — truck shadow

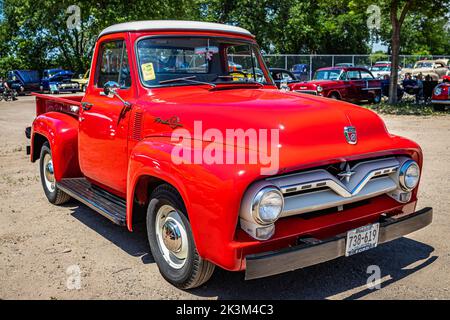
[68,202,154,264]
[68,202,436,300]
[193,238,437,300]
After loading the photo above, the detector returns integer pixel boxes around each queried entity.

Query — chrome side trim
[431,100,450,104]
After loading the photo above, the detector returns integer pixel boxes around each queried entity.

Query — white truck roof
[99,20,253,38]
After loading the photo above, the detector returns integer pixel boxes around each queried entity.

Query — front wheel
[147,184,215,289]
[39,142,70,205]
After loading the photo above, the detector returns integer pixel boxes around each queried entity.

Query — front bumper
[431,99,450,105]
[245,207,432,280]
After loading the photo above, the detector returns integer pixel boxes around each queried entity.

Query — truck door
[78,38,133,195]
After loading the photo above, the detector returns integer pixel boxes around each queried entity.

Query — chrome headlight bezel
[316,85,323,93]
[434,86,442,96]
[399,160,420,191]
[251,187,284,225]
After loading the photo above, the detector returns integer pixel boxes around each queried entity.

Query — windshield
[370,66,390,71]
[415,62,433,68]
[136,37,272,87]
[313,69,342,80]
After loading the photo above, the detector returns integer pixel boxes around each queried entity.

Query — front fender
[127,137,262,270]
[32,112,81,181]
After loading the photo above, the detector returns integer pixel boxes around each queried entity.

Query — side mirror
[102,81,131,108]
[103,81,120,98]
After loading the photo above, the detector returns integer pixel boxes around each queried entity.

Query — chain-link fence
[262,54,450,81]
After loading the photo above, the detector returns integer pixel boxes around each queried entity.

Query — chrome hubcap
[43,153,55,192]
[155,205,188,269]
[162,219,182,253]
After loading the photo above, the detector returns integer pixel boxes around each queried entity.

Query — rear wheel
[370,92,382,104]
[39,142,70,205]
[146,184,215,289]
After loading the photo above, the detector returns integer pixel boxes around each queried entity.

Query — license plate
[345,223,379,257]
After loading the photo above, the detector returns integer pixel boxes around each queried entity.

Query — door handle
[81,102,93,111]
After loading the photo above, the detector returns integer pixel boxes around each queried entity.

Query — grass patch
[364,100,449,116]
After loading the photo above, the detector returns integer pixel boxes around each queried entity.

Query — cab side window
[96,40,131,89]
[360,71,374,80]
[347,71,361,80]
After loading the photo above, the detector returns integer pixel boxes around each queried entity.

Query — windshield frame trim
[134,35,274,89]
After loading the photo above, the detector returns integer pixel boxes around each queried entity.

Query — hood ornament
[344,126,357,145]
[338,163,356,183]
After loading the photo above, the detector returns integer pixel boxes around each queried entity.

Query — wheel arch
[31,132,48,162]
[32,112,82,181]
[327,90,342,99]
[128,174,186,228]
[126,139,191,233]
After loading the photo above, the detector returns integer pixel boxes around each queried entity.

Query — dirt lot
[0,95,449,300]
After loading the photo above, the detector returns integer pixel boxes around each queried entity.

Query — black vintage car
[269,68,300,89]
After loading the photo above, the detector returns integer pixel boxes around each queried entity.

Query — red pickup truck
[289,66,382,103]
[26,21,432,289]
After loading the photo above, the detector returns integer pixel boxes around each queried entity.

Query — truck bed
[32,93,83,117]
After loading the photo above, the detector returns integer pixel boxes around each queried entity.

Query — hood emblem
[338,163,356,183]
[344,126,357,145]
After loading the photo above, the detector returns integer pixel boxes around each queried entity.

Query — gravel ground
[0,95,449,300]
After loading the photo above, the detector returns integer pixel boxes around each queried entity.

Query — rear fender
[32,112,81,181]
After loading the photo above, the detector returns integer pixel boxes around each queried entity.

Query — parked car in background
[228,61,243,72]
[269,68,299,88]
[25,20,432,289]
[6,70,41,94]
[335,63,354,67]
[291,63,309,81]
[289,66,382,103]
[370,63,400,79]
[401,59,449,81]
[431,81,450,110]
[72,70,90,92]
[40,69,81,94]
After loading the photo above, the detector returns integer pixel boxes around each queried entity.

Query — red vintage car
[26,21,431,289]
[289,67,382,103]
[431,81,450,109]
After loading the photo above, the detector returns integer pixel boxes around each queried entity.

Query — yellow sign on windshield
[141,63,156,81]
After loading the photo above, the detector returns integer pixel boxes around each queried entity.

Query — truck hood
[139,87,411,173]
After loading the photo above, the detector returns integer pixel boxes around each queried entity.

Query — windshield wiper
[159,76,216,88]
[214,75,264,88]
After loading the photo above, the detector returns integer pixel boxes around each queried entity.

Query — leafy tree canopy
[0,0,449,75]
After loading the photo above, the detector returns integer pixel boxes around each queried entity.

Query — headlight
[434,86,442,96]
[316,85,323,93]
[252,187,284,225]
[399,160,420,191]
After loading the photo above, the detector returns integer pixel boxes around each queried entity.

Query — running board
[57,178,126,226]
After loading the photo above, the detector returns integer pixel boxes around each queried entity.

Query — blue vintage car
[291,64,309,81]
[6,70,41,94]
[40,69,81,94]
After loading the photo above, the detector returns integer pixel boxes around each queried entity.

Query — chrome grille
[240,157,407,220]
